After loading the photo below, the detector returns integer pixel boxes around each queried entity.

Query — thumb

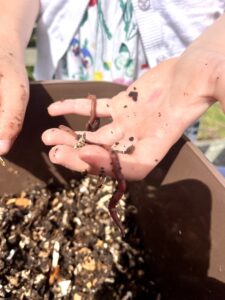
[0,82,29,155]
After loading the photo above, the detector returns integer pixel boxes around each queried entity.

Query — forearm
[0,0,40,60]
[169,12,225,115]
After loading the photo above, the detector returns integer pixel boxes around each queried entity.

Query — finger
[42,128,76,147]
[78,136,179,181]
[42,122,123,148]
[0,83,28,154]
[58,124,77,137]
[77,144,115,176]
[76,123,123,146]
[49,145,90,173]
[48,98,112,117]
[77,144,152,181]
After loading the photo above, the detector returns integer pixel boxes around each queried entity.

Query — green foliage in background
[198,103,225,140]
[27,66,34,81]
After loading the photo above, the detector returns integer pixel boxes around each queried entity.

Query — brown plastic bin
[1,81,225,298]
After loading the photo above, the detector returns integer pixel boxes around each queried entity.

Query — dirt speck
[128,91,138,102]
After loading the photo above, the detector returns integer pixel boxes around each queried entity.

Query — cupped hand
[42,51,222,180]
[0,52,29,154]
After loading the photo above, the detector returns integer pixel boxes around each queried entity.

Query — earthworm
[86,94,126,236]
[60,95,127,235]
[86,94,100,132]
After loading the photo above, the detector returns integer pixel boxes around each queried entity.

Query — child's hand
[42,50,222,180]
[0,53,29,154]
[0,0,39,155]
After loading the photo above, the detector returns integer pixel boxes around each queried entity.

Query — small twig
[0,156,6,167]
[49,241,61,285]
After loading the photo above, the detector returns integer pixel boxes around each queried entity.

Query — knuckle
[18,83,29,103]
[209,58,225,82]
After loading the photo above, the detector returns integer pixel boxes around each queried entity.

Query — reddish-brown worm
[86,94,126,236]
[59,95,127,236]
[86,94,100,132]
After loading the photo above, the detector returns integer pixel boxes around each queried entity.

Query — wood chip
[81,256,96,271]
[0,156,5,167]
[73,293,82,300]
[6,197,32,208]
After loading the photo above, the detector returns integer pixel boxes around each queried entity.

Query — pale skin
[42,14,225,180]
[0,0,39,153]
[41,49,220,180]
[0,1,225,181]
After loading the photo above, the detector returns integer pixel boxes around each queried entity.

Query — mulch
[0,175,159,299]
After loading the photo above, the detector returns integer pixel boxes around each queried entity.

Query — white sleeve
[34,0,89,79]
[133,0,225,68]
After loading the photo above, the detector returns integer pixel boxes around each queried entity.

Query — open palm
[42,54,217,180]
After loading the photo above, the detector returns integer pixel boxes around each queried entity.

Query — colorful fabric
[55,0,149,85]
[35,0,224,80]
[36,0,225,140]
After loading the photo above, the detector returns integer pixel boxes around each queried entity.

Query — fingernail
[0,140,12,155]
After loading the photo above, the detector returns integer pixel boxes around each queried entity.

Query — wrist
[0,30,25,61]
[188,14,225,55]
[168,50,217,130]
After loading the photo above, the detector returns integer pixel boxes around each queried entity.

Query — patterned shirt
[55,0,149,85]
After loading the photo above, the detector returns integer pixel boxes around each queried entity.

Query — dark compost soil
[0,175,159,300]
